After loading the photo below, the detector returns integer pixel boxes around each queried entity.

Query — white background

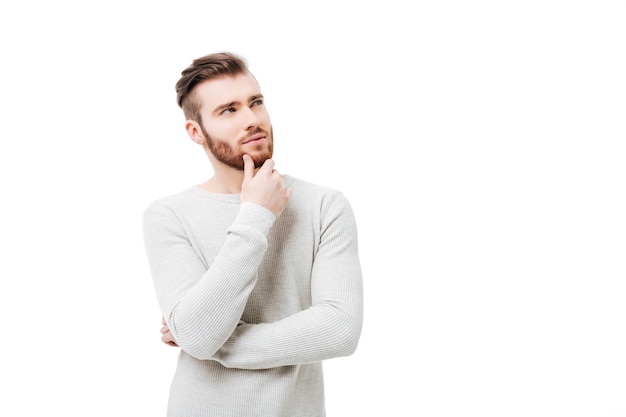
[1,1,625,416]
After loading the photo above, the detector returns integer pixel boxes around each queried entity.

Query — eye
[251,99,263,106]
[221,107,235,115]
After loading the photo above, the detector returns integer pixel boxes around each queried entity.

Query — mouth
[243,134,265,145]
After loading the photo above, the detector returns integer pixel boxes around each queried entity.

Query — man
[143,52,363,416]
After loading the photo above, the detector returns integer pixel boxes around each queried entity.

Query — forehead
[194,73,261,112]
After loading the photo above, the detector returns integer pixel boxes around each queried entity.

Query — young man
[143,52,364,416]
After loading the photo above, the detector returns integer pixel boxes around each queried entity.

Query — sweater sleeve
[212,192,364,369]
[143,201,276,360]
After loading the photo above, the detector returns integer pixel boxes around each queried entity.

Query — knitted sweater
[142,175,364,417]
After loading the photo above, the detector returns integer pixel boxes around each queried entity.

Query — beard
[201,126,274,170]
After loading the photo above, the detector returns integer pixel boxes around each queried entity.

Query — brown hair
[175,52,249,123]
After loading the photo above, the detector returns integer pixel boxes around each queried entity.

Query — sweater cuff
[235,202,276,236]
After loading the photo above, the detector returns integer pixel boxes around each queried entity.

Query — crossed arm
[153,191,363,369]
[146,157,363,369]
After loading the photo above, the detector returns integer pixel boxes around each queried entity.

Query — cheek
[263,111,272,125]
[206,122,235,140]
[254,108,271,124]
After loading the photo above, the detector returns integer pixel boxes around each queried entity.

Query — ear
[185,120,207,146]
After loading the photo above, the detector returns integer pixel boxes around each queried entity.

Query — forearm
[144,202,276,360]
[212,293,363,369]
[165,232,266,359]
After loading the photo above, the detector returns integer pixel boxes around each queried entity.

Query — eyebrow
[212,95,264,115]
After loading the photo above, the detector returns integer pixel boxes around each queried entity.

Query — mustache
[241,128,269,143]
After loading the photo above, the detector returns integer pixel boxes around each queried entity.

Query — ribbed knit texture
[143,175,363,417]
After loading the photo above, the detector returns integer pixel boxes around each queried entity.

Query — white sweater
[143,175,363,417]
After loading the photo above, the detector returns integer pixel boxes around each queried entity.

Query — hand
[240,155,291,218]
[161,317,179,347]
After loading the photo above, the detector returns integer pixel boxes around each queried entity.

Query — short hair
[175,52,249,123]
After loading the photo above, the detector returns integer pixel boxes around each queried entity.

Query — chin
[248,146,273,168]
[252,154,272,169]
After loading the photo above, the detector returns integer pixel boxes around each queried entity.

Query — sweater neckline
[189,174,293,202]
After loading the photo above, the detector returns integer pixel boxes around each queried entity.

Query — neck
[200,158,246,194]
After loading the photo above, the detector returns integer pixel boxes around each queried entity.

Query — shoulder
[285,175,344,199]
[284,175,355,215]
[142,187,221,226]
[144,187,196,215]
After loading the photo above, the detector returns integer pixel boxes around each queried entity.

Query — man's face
[195,73,273,170]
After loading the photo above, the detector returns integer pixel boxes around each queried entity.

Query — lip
[243,134,265,144]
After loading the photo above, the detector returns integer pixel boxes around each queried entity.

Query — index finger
[243,154,255,180]
[257,158,275,174]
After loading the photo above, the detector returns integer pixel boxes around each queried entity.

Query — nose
[243,107,261,131]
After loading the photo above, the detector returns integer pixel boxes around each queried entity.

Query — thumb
[242,154,255,181]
